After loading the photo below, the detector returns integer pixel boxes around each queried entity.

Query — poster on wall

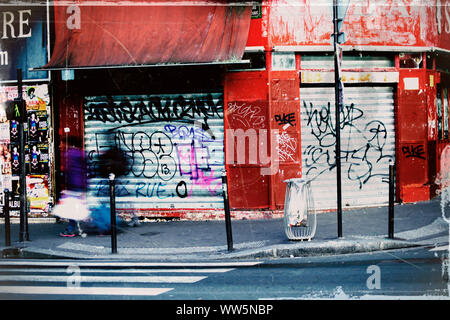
[27,174,49,215]
[0,109,13,216]
[0,84,51,217]
[10,144,21,175]
[27,110,48,143]
[27,142,49,174]
[9,120,19,144]
[0,122,11,192]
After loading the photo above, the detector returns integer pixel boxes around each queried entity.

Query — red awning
[43,0,252,69]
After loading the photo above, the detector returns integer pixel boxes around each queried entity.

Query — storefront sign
[0,4,49,83]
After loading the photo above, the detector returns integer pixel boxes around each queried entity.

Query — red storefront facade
[50,1,450,219]
[225,0,450,212]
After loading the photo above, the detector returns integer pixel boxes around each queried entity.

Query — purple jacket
[65,147,87,192]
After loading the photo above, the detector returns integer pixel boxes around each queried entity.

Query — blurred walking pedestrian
[56,135,89,237]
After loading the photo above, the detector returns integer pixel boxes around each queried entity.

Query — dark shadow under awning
[38,0,252,70]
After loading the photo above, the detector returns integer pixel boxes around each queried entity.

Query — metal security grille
[83,93,225,211]
[300,86,395,210]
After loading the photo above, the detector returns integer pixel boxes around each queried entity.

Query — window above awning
[39,0,252,70]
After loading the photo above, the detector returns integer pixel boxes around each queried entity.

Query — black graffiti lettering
[89,130,176,181]
[303,101,392,189]
[176,180,188,198]
[402,144,426,160]
[88,118,221,199]
[161,163,170,175]
[85,94,222,136]
[275,112,296,126]
[150,131,173,155]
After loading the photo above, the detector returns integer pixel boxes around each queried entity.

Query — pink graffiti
[175,142,221,197]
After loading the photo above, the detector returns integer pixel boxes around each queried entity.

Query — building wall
[52,1,450,218]
[223,0,450,209]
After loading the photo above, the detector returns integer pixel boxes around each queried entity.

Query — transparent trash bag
[283,178,317,241]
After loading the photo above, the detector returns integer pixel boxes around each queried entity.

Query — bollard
[109,173,117,254]
[222,170,233,252]
[4,189,11,247]
[388,164,395,239]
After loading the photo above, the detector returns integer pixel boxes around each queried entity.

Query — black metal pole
[333,0,343,238]
[388,164,395,239]
[109,173,117,254]
[222,170,233,251]
[17,68,29,242]
[4,189,11,247]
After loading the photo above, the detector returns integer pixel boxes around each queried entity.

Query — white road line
[0,268,235,274]
[0,286,173,296]
[0,260,261,268]
[429,245,449,252]
[0,275,206,283]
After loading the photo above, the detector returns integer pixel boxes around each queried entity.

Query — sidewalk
[1,196,449,261]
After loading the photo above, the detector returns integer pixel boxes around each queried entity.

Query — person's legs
[60,219,78,237]
[67,219,77,232]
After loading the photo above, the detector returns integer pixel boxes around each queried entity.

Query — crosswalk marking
[0,268,235,274]
[0,275,206,283]
[0,259,248,298]
[0,260,261,268]
[0,286,173,296]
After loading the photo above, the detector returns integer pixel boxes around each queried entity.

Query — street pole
[17,68,30,242]
[4,189,11,247]
[388,164,395,239]
[333,0,343,238]
[109,173,117,254]
[222,170,233,251]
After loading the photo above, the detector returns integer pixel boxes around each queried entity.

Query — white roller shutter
[300,86,395,210]
[83,93,224,211]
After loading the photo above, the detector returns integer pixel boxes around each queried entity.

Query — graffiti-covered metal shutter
[300,86,395,210]
[83,93,224,212]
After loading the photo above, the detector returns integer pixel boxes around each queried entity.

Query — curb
[223,237,421,260]
[3,237,421,261]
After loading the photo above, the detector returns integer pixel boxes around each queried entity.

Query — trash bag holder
[283,178,317,241]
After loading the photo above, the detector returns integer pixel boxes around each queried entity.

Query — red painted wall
[396,68,440,202]
[268,0,450,51]
[223,55,302,210]
[246,2,269,47]
[223,70,271,209]
[268,69,302,209]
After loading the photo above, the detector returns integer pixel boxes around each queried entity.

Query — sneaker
[59,230,77,237]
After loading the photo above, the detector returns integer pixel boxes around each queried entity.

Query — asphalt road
[0,246,448,302]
